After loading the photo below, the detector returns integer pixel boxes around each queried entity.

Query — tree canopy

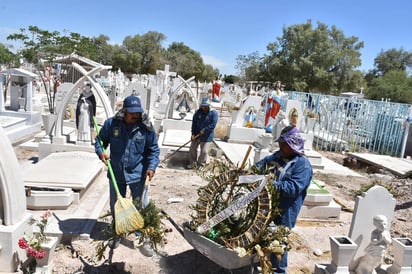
[367,70,412,103]
[374,48,412,76]
[0,43,18,67]
[237,20,366,94]
[5,26,219,82]
[3,23,412,103]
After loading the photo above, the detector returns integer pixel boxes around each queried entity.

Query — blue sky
[1,0,411,76]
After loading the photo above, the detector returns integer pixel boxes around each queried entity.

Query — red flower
[17,211,53,261]
[35,250,46,259]
[26,247,37,257]
[18,238,29,249]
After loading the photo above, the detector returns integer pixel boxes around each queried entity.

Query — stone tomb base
[299,180,341,220]
[24,151,104,200]
[26,186,74,210]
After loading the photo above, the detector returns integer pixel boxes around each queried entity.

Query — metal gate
[288,91,410,157]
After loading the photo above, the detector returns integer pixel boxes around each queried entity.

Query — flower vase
[328,236,357,272]
[35,236,58,267]
[305,117,317,133]
[387,237,412,274]
[41,113,57,138]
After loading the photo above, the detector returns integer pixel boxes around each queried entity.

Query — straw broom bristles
[114,194,144,235]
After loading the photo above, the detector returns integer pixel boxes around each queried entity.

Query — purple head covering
[275,126,305,155]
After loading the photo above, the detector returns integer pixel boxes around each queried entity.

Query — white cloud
[202,55,226,68]
[202,54,236,75]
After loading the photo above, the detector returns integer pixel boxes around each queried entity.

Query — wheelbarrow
[162,213,257,272]
[182,225,258,271]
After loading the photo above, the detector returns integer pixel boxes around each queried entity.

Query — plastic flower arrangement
[188,159,291,273]
[18,210,52,260]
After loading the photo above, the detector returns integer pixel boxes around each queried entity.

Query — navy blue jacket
[255,151,312,228]
[95,111,160,185]
[191,108,218,142]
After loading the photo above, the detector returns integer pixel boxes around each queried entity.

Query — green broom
[93,117,144,235]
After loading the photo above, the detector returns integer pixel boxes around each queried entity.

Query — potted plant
[18,210,58,272]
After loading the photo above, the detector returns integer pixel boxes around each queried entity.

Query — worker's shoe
[108,237,121,249]
[185,163,195,169]
[139,237,155,257]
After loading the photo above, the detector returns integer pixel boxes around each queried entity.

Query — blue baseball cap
[200,98,210,107]
[123,96,143,113]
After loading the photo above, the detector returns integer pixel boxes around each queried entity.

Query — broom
[93,117,144,235]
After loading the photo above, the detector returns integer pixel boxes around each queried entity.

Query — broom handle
[93,117,121,197]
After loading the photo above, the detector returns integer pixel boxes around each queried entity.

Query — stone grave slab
[24,151,103,191]
[304,180,333,206]
[348,152,412,177]
[26,186,74,210]
[0,115,26,129]
[214,141,255,167]
[162,129,192,147]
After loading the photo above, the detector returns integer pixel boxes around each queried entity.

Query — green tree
[222,74,240,84]
[235,51,263,81]
[238,21,364,94]
[374,48,412,76]
[93,34,114,65]
[7,25,99,112]
[200,64,219,82]
[0,43,18,67]
[367,70,412,103]
[164,42,205,80]
[111,44,142,74]
[122,31,166,75]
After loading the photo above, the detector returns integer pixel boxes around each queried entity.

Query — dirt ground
[13,145,411,274]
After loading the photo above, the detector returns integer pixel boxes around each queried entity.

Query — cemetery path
[14,147,411,274]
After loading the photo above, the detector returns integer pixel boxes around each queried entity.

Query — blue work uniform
[191,108,218,142]
[255,151,313,273]
[95,111,160,213]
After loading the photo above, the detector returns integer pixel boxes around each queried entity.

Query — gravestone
[157,76,197,159]
[54,82,77,121]
[124,82,149,111]
[284,99,305,132]
[227,95,265,144]
[0,126,32,272]
[314,185,396,273]
[0,69,42,145]
[157,64,177,105]
[3,68,37,112]
[348,185,396,272]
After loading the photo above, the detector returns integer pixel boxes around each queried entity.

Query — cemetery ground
[14,147,411,274]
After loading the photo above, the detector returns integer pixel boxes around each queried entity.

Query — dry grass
[214,115,231,139]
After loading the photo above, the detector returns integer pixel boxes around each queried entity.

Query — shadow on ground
[159,249,256,274]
